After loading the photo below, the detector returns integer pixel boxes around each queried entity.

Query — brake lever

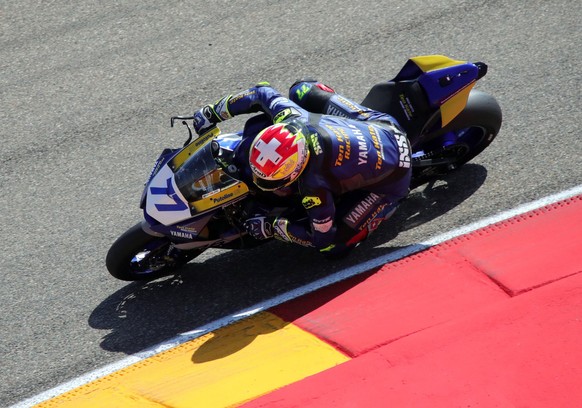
[170,115,196,146]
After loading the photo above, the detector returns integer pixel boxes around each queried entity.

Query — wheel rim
[129,240,173,276]
[451,126,488,157]
[413,126,487,166]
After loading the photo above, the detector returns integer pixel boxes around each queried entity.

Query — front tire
[106,223,203,281]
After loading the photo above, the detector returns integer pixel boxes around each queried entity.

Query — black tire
[439,89,502,165]
[412,90,502,184]
[106,223,203,281]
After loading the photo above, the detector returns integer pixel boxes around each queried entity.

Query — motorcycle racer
[192,81,411,256]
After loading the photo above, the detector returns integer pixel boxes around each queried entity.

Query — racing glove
[243,216,274,240]
[271,217,315,248]
[193,96,232,135]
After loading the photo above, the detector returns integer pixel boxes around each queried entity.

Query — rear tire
[106,223,203,281]
[439,90,502,165]
[411,90,502,185]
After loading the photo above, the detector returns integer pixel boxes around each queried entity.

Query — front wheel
[105,223,203,281]
[411,90,502,186]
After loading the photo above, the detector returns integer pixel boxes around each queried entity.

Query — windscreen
[173,141,240,203]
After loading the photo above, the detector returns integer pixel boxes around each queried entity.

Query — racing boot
[289,79,335,113]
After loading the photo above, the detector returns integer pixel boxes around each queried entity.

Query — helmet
[249,122,310,191]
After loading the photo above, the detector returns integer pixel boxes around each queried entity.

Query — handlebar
[170,115,221,147]
[170,115,197,128]
[170,115,197,146]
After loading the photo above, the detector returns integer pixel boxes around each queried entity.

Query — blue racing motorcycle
[106,55,502,281]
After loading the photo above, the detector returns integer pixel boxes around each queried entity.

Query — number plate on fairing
[145,135,249,226]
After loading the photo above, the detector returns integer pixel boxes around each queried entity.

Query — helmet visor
[252,173,293,191]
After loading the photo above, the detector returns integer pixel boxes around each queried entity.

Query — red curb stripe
[246,195,582,407]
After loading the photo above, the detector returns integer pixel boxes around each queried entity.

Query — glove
[193,105,220,135]
[243,216,274,240]
[192,96,232,135]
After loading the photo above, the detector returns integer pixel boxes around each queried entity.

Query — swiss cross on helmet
[249,122,310,191]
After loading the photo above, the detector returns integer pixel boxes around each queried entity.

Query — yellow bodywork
[411,55,476,126]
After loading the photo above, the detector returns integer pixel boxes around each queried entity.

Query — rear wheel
[411,90,502,186]
[106,223,203,281]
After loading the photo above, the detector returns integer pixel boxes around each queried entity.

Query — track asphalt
[24,193,582,407]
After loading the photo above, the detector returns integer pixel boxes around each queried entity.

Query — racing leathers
[193,82,412,253]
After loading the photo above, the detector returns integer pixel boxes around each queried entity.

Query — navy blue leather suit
[206,82,411,252]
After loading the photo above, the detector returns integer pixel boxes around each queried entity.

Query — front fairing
[144,133,249,227]
[140,148,179,209]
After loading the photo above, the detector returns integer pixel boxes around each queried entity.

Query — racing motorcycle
[106,55,502,281]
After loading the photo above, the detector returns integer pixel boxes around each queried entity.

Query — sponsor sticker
[274,107,301,123]
[296,84,311,100]
[214,96,232,120]
[343,193,382,229]
[302,196,322,209]
[309,134,323,155]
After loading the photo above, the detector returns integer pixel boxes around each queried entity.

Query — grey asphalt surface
[1,0,581,405]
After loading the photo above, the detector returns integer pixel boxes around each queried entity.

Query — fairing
[144,133,249,227]
[393,55,483,126]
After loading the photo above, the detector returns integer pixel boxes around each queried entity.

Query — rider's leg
[321,191,399,258]
[289,79,335,113]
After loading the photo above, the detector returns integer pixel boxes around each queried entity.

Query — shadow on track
[88,164,487,355]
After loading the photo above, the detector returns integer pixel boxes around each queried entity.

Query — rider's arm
[193,83,304,134]
[273,188,337,250]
